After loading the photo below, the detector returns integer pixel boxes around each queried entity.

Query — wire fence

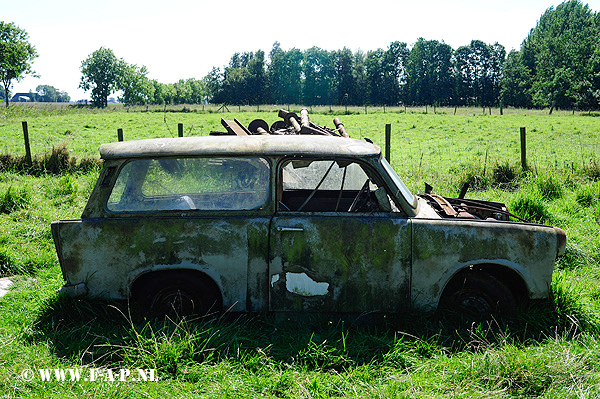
[4,105,600,195]
[386,125,600,194]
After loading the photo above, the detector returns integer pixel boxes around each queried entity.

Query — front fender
[410,219,558,311]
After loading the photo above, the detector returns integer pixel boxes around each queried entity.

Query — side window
[279,158,397,213]
[107,157,270,212]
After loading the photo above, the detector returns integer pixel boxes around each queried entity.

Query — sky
[5,0,600,101]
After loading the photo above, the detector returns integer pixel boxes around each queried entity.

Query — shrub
[40,143,76,174]
[78,156,102,172]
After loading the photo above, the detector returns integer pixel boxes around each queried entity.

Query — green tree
[500,50,533,108]
[118,64,154,105]
[187,78,206,104]
[383,41,409,105]
[201,67,223,103]
[332,47,356,105]
[365,48,385,104]
[454,40,505,107]
[79,47,122,108]
[246,50,267,105]
[36,84,70,102]
[454,45,472,105]
[155,82,176,105]
[212,51,267,105]
[522,0,599,112]
[0,22,38,108]
[173,79,193,104]
[487,43,506,107]
[303,47,334,105]
[352,50,368,106]
[268,44,303,104]
[365,42,409,105]
[406,38,453,106]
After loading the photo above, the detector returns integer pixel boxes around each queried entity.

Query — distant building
[11,93,38,102]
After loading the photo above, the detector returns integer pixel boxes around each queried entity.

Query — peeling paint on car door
[269,214,411,312]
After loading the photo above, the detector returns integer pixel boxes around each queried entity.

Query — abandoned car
[51,128,566,317]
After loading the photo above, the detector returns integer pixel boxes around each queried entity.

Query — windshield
[381,158,417,208]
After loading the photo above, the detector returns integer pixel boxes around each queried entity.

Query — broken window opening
[297,161,336,212]
[279,158,394,213]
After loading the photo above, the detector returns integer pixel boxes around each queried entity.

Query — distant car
[51,135,566,317]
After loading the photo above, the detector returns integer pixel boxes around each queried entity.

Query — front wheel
[133,272,222,319]
[439,271,517,318]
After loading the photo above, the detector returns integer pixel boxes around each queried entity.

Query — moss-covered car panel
[51,135,566,315]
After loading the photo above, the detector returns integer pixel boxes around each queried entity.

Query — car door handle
[277,226,304,232]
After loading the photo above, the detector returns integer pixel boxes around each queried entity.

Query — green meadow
[0,104,599,397]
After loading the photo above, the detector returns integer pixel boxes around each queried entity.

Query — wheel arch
[438,262,530,308]
[129,268,223,306]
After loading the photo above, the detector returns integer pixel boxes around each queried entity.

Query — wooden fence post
[385,124,391,163]
[117,128,123,142]
[520,127,527,170]
[178,123,184,137]
[22,121,32,166]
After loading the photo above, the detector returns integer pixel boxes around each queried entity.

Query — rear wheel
[440,271,517,318]
[132,272,222,319]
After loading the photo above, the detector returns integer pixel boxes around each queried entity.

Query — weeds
[0,250,14,276]
[575,183,600,207]
[536,172,564,200]
[0,144,101,175]
[492,162,520,188]
[583,159,600,180]
[0,186,30,214]
[509,190,552,223]
[558,242,595,270]
[550,273,600,334]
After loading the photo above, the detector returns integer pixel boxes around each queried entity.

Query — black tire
[133,272,222,319]
[440,271,517,318]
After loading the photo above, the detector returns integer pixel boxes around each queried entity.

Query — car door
[269,157,411,313]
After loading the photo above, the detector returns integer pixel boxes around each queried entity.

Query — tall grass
[0,143,101,175]
[0,185,30,214]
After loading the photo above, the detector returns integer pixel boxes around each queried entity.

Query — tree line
[95,0,597,111]
[2,1,598,111]
[205,39,506,109]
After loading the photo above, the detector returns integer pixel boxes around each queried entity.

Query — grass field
[1,104,600,397]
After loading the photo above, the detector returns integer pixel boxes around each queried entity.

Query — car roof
[99,135,381,160]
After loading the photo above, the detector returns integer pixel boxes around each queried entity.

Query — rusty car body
[51,129,566,317]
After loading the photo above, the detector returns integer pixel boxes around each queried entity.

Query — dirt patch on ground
[0,277,13,297]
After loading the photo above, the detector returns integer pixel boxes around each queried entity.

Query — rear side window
[107,157,270,212]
